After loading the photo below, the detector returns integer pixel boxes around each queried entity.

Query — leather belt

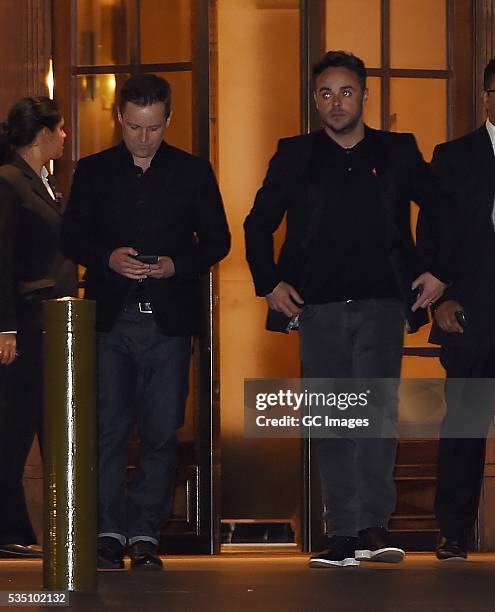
[125,302,153,314]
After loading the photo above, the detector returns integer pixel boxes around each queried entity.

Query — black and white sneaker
[355,526,405,563]
[309,536,360,568]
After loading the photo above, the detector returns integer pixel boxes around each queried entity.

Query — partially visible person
[429,58,495,561]
[0,97,77,558]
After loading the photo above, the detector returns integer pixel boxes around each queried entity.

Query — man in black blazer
[245,51,451,568]
[62,74,230,570]
[429,59,495,561]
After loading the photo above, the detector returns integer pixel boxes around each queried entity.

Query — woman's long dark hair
[0,96,62,165]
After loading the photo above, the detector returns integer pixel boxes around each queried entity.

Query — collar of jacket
[9,152,62,213]
[116,139,170,171]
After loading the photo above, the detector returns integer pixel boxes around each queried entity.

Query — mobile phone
[455,310,467,329]
[132,254,158,264]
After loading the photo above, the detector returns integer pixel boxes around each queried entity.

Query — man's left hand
[411,272,447,312]
[147,256,176,279]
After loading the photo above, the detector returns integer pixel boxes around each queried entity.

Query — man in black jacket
[244,51,451,568]
[429,59,495,561]
[62,74,230,570]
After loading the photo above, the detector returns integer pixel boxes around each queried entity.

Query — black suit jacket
[0,154,77,332]
[244,127,452,332]
[62,142,230,335]
[428,124,495,346]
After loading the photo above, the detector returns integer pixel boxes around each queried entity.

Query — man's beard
[323,111,362,135]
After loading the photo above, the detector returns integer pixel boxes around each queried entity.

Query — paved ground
[1,553,495,611]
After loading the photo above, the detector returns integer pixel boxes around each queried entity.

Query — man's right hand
[109,247,150,280]
[0,333,17,366]
[434,300,465,333]
[265,281,304,317]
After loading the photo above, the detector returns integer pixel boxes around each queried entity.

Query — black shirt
[303,130,400,304]
[124,146,163,304]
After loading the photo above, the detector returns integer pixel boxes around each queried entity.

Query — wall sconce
[46,58,54,99]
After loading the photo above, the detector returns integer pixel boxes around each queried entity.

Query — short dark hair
[0,96,62,164]
[119,74,172,118]
[484,59,495,90]
[312,50,367,90]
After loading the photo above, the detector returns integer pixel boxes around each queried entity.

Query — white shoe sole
[309,557,360,568]
[355,547,405,563]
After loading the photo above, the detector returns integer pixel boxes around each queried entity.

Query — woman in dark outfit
[0,97,77,557]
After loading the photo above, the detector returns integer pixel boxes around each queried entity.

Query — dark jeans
[0,325,43,545]
[97,307,191,544]
[299,298,404,537]
[435,345,495,541]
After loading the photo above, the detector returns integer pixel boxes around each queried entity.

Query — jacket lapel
[470,125,495,212]
[299,131,328,250]
[143,142,178,223]
[11,154,62,216]
[364,127,398,235]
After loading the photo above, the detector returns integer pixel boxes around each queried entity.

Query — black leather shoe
[0,544,42,559]
[129,541,163,571]
[436,536,467,561]
[97,537,125,570]
[355,526,405,563]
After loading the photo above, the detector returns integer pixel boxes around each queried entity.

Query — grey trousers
[299,298,404,537]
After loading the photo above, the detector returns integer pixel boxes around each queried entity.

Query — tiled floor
[1,553,495,611]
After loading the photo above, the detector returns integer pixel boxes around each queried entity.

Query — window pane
[140,0,192,64]
[76,73,128,158]
[390,77,447,160]
[77,0,135,66]
[325,0,381,68]
[390,0,446,69]
[364,76,381,128]
[155,71,192,153]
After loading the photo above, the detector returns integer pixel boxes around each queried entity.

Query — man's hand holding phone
[266,281,304,317]
[109,247,151,279]
[109,248,176,280]
[146,256,175,279]
[434,300,466,333]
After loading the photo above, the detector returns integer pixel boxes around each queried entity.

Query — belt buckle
[138,302,152,314]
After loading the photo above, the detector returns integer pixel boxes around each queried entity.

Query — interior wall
[0,0,51,117]
[217,0,301,520]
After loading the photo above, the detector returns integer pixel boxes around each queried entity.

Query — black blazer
[0,154,77,332]
[244,127,453,331]
[62,142,230,335]
[429,124,495,346]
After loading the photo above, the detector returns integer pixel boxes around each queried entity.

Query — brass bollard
[42,298,97,592]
